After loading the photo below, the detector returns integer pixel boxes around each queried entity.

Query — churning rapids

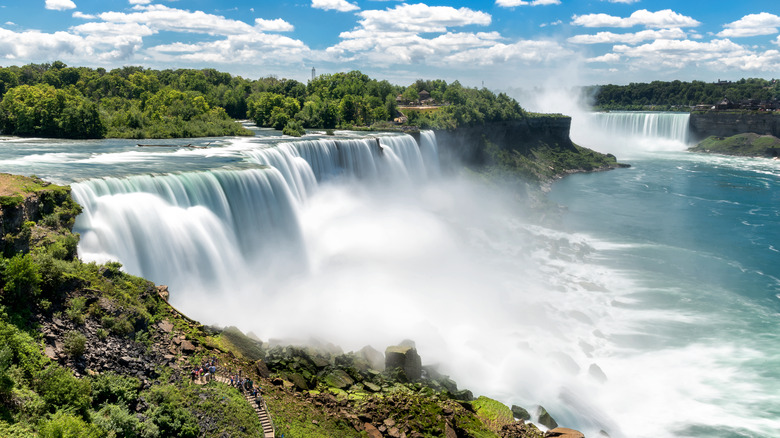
[1,115,778,438]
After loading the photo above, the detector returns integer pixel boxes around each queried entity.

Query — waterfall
[72,132,437,299]
[72,168,306,293]
[592,112,690,143]
[572,112,692,154]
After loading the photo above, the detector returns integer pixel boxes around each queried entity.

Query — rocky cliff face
[434,116,574,169]
[689,112,780,141]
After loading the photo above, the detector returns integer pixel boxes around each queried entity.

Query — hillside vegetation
[587,78,780,110]
[0,63,525,139]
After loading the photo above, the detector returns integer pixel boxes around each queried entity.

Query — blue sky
[0,0,778,88]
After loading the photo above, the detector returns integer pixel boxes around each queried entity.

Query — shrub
[38,410,102,438]
[1,253,41,307]
[63,331,87,358]
[92,403,141,438]
[65,297,87,325]
[36,365,92,416]
[282,120,305,137]
[90,372,140,407]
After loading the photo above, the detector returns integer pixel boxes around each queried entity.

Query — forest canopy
[0,62,526,139]
[587,78,780,110]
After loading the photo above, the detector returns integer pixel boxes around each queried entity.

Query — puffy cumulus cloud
[357,4,491,33]
[72,11,96,19]
[586,53,621,63]
[71,21,154,37]
[568,28,686,44]
[128,0,152,4]
[254,18,294,32]
[45,0,76,11]
[0,28,81,59]
[610,38,780,71]
[0,4,310,66]
[441,39,572,65]
[0,26,142,62]
[327,30,503,64]
[98,4,256,36]
[496,0,560,6]
[311,0,359,12]
[147,33,309,65]
[718,13,780,38]
[572,9,700,29]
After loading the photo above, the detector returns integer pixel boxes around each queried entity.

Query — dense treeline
[588,78,780,110]
[0,62,525,139]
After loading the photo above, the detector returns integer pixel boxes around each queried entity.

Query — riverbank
[688,133,780,157]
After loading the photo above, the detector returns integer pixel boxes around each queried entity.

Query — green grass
[690,133,780,157]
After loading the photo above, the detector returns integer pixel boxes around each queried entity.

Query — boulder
[156,285,170,301]
[511,405,531,421]
[285,372,309,391]
[255,359,271,378]
[385,344,422,382]
[545,427,585,438]
[359,345,385,371]
[364,423,383,438]
[536,406,558,430]
[323,369,354,389]
[180,339,196,354]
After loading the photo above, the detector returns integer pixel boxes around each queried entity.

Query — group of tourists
[187,357,264,405]
[190,357,218,384]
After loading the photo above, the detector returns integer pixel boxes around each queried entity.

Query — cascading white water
[571,111,692,155]
[593,112,690,144]
[71,133,431,301]
[73,168,306,294]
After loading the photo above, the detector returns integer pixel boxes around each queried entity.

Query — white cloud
[572,9,700,29]
[311,0,359,12]
[147,32,308,65]
[254,18,294,32]
[98,4,256,36]
[587,53,621,63]
[71,22,154,37]
[45,0,76,11]
[0,27,139,62]
[129,0,152,4]
[718,13,780,38]
[608,38,780,71]
[0,4,312,66]
[357,4,491,33]
[72,11,96,19]
[441,39,572,65]
[568,28,686,44]
[496,0,560,7]
[540,19,562,28]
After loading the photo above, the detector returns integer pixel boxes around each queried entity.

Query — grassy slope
[689,133,780,157]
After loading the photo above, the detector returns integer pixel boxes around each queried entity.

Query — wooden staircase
[212,375,275,437]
